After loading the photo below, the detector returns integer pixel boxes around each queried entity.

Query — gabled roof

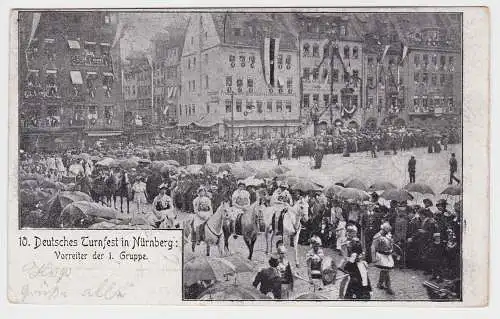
[211,13,298,51]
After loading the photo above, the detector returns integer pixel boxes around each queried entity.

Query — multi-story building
[179,13,301,140]
[151,30,184,130]
[19,11,123,151]
[361,13,462,129]
[294,13,366,134]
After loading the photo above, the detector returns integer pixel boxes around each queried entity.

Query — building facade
[19,11,123,151]
[295,13,366,133]
[179,13,301,140]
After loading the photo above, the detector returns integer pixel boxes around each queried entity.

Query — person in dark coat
[313,146,324,169]
[253,255,282,299]
[449,153,460,184]
[360,201,382,263]
[408,156,416,183]
[343,239,372,300]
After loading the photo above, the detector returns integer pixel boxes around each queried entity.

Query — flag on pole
[323,72,329,86]
[262,37,280,87]
[146,54,153,68]
[400,45,409,65]
[163,105,169,115]
[27,13,41,49]
[167,87,173,98]
[380,44,390,62]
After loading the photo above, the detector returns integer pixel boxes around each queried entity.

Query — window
[267,101,273,112]
[352,95,358,107]
[236,100,242,112]
[413,97,420,107]
[422,97,428,107]
[204,54,208,64]
[312,68,319,81]
[191,37,194,45]
[423,73,429,84]
[192,80,196,91]
[179,104,182,115]
[332,69,339,82]
[303,68,310,80]
[193,57,196,67]
[432,55,437,67]
[276,100,283,112]
[323,46,330,58]
[343,46,350,59]
[188,58,191,69]
[204,32,208,40]
[322,69,328,81]
[285,55,291,68]
[303,43,310,56]
[277,54,283,68]
[414,72,420,83]
[229,55,236,67]
[240,55,246,67]
[303,94,310,108]
[440,55,446,68]
[448,97,454,108]
[286,78,292,93]
[340,25,346,36]
[323,94,330,106]
[247,78,254,93]
[233,28,241,36]
[225,76,232,88]
[368,57,374,66]
[343,71,349,82]
[352,70,359,79]
[352,46,359,59]
[431,74,437,86]
[448,74,453,83]
[312,94,319,106]
[440,73,445,85]
[389,58,395,65]
[313,44,319,57]
[368,76,374,87]
[257,101,263,113]
[192,104,196,115]
[286,100,292,112]
[236,79,243,93]
[205,75,209,89]
[368,96,374,107]
[225,100,232,113]
[423,54,429,67]
[249,55,255,68]
[449,56,455,65]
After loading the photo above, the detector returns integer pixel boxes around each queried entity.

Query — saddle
[272,208,287,235]
[235,213,243,236]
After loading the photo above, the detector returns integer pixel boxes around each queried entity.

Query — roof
[211,13,298,51]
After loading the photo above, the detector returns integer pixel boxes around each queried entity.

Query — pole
[231,91,234,144]
[151,64,154,128]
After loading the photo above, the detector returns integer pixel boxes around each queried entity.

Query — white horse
[258,201,309,267]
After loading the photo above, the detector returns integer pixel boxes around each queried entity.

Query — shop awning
[44,38,55,44]
[100,42,110,46]
[86,71,97,78]
[84,41,97,45]
[46,69,57,74]
[102,72,114,77]
[70,71,83,85]
[67,40,80,49]
[86,131,122,137]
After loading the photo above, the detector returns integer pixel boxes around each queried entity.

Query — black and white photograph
[15,9,468,302]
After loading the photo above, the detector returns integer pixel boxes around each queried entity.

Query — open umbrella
[202,163,219,175]
[381,189,414,202]
[68,164,85,176]
[254,169,278,179]
[59,201,120,228]
[166,159,180,167]
[186,164,203,175]
[198,283,271,300]
[404,183,435,195]
[291,180,323,193]
[323,184,344,198]
[45,191,93,227]
[75,153,91,160]
[183,256,237,286]
[96,157,115,167]
[128,155,141,162]
[138,158,151,164]
[119,158,139,169]
[337,188,370,202]
[273,166,290,175]
[243,176,264,187]
[342,178,367,191]
[39,178,58,189]
[160,164,178,175]
[220,254,256,273]
[231,167,254,179]
[20,179,39,190]
[20,189,50,207]
[295,293,328,300]
[368,181,397,192]
[218,163,233,173]
[441,185,462,196]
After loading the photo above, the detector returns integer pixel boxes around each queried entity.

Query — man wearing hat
[360,201,382,263]
[448,153,460,185]
[371,222,395,295]
[232,181,251,213]
[276,240,294,298]
[253,255,282,299]
[270,181,293,236]
[408,155,416,183]
[435,199,452,239]
[306,235,325,290]
[192,186,213,244]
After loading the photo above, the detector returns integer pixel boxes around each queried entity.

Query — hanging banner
[27,12,41,49]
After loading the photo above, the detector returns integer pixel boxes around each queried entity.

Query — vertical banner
[27,12,41,48]
[263,38,271,86]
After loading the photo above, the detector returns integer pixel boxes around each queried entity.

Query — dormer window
[233,28,241,36]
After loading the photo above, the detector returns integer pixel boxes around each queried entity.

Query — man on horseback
[232,181,251,213]
[271,181,293,236]
[192,186,213,244]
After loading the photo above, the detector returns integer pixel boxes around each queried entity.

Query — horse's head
[295,202,310,222]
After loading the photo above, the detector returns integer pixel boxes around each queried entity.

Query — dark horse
[90,174,117,207]
[115,172,132,214]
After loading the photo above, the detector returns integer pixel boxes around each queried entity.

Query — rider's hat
[279,181,289,189]
[158,183,168,191]
[197,185,207,193]
[238,180,246,187]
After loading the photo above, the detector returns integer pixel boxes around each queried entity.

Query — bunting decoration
[400,44,409,64]
[380,44,391,62]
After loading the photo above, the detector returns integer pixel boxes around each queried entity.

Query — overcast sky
[119,12,189,60]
